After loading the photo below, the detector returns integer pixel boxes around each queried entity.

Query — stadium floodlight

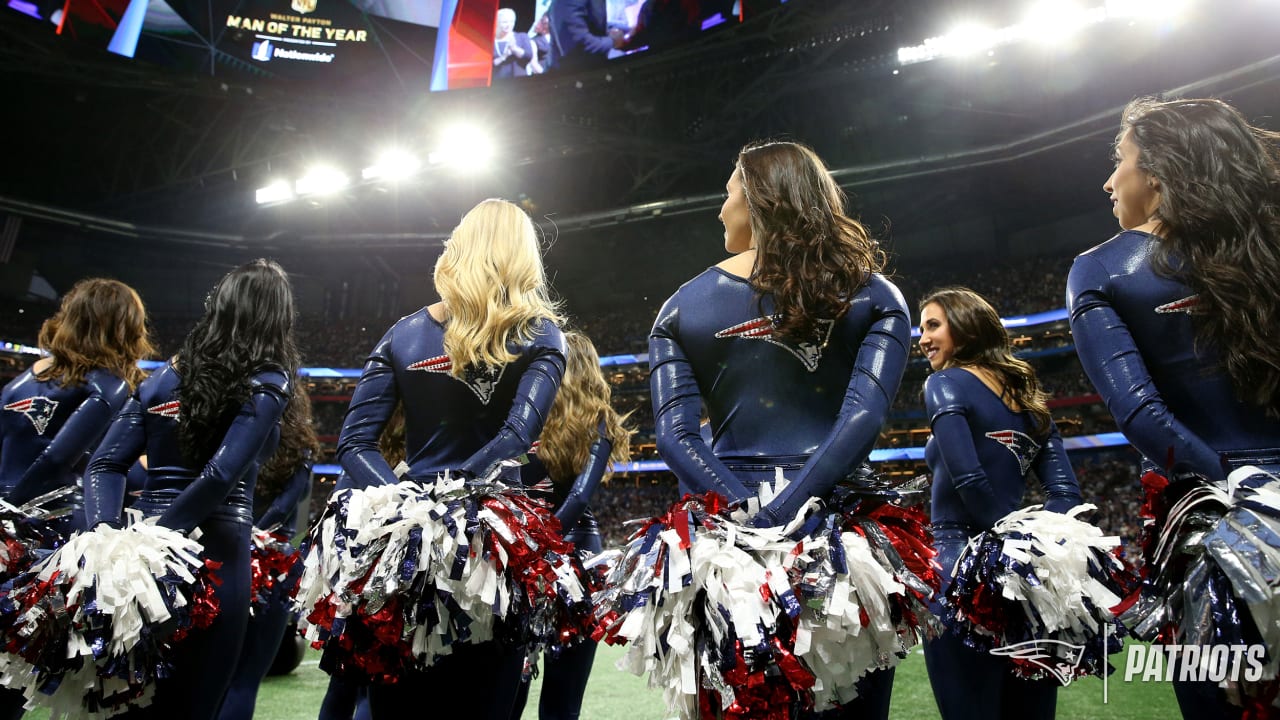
[255,179,294,205]
[362,149,422,181]
[936,23,1001,57]
[1021,1,1103,44]
[295,166,350,196]
[1105,0,1190,20]
[428,126,495,171]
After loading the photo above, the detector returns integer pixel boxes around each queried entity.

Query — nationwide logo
[714,317,834,372]
[407,355,505,404]
[990,639,1085,686]
[147,400,181,419]
[291,0,317,14]
[985,429,1041,475]
[4,396,58,434]
[1155,295,1199,314]
[252,40,273,62]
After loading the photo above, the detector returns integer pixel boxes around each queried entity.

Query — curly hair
[537,330,633,486]
[433,199,563,377]
[921,287,1053,438]
[36,278,154,390]
[177,259,302,466]
[1121,97,1280,415]
[736,140,885,341]
[256,383,321,501]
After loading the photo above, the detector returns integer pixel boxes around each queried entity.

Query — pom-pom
[593,471,941,719]
[943,504,1131,682]
[296,471,594,684]
[0,519,221,718]
[0,489,67,579]
[1125,467,1280,686]
[250,528,302,615]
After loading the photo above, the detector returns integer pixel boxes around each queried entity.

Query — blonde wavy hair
[538,331,633,485]
[434,199,562,377]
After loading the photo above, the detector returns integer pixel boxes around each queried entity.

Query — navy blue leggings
[924,533,1058,720]
[215,588,293,720]
[509,640,598,720]
[319,676,371,720]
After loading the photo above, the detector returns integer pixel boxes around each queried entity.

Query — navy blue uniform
[218,462,313,720]
[337,309,566,488]
[1,366,131,529]
[1068,230,1280,719]
[650,267,910,524]
[922,368,1082,720]
[1068,230,1280,480]
[649,267,910,718]
[84,364,289,720]
[337,309,566,720]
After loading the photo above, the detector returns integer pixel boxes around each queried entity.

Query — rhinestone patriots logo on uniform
[1156,295,1199,314]
[985,429,1041,475]
[147,400,181,419]
[407,355,506,404]
[4,396,59,434]
[714,317,835,372]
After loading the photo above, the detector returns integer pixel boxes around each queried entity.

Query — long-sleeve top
[924,368,1082,531]
[2,366,130,507]
[336,309,566,488]
[649,267,910,525]
[84,364,289,532]
[254,461,313,537]
[1067,230,1280,481]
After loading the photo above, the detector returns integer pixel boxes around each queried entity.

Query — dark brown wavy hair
[1121,97,1280,415]
[177,259,302,465]
[256,383,321,500]
[921,287,1052,438]
[737,140,885,341]
[36,278,154,390]
[537,330,632,486]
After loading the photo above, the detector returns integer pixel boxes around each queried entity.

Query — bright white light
[295,166,350,196]
[936,23,1001,57]
[1105,0,1189,20]
[1021,1,1102,43]
[255,179,294,205]
[429,126,495,171]
[362,149,422,181]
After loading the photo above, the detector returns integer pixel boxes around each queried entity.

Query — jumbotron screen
[5,0,775,89]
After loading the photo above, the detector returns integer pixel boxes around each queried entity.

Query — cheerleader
[1068,98,1280,717]
[649,140,911,718]
[917,287,1083,720]
[509,330,633,720]
[334,199,565,719]
[0,279,151,720]
[2,278,153,529]
[83,258,301,720]
[217,386,320,720]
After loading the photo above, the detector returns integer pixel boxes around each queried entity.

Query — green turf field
[21,642,1181,719]
[180,643,1190,719]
